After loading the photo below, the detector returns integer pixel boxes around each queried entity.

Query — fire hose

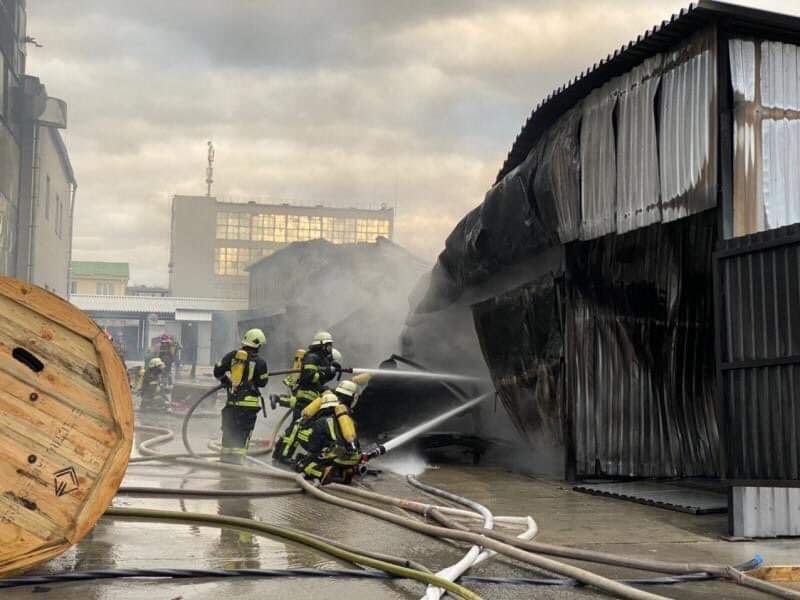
[123,381,800,600]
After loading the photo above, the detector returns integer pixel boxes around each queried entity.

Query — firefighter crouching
[214,328,269,465]
[138,357,169,411]
[272,330,341,463]
[295,379,361,485]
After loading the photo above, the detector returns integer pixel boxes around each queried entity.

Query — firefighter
[272,348,341,411]
[138,357,169,411]
[158,333,176,385]
[272,331,341,463]
[295,379,361,484]
[297,370,369,423]
[213,328,269,464]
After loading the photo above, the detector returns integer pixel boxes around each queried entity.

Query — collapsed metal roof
[496,0,800,183]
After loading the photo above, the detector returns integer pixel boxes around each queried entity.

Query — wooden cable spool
[0,278,133,576]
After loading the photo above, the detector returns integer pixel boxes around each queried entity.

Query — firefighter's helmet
[311,330,334,347]
[242,328,266,349]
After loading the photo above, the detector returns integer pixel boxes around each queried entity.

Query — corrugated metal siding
[497,1,800,184]
[733,486,800,537]
[730,38,800,236]
[616,55,663,234]
[578,29,718,241]
[472,277,564,447]
[534,106,582,243]
[566,212,719,478]
[580,84,618,240]
[660,31,718,222]
[717,223,800,481]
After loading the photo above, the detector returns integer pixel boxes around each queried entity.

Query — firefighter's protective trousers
[214,347,269,464]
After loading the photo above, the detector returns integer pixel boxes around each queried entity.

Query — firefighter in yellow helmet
[213,328,269,464]
[272,331,341,463]
[295,379,361,484]
[138,357,169,411]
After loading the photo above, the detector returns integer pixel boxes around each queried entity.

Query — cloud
[25,0,800,285]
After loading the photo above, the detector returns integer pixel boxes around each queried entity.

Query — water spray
[362,392,494,462]
[351,367,487,384]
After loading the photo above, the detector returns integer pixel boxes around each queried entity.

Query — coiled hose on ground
[114,410,800,600]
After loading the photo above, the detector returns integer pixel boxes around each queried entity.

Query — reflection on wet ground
[7,412,800,599]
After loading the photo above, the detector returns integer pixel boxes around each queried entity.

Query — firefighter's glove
[331,362,343,380]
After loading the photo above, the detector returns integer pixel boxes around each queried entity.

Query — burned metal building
[410,1,800,490]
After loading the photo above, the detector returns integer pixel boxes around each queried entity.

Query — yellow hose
[104,507,483,600]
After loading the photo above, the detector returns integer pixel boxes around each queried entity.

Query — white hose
[408,476,538,600]
[423,494,493,600]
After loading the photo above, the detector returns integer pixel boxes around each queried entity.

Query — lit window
[321,217,334,241]
[309,216,321,239]
[273,214,286,242]
[214,247,269,276]
[297,216,311,240]
[216,212,251,240]
[286,215,300,242]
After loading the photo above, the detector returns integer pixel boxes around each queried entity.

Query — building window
[251,213,287,242]
[96,282,114,295]
[45,175,50,220]
[216,212,251,240]
[214,247,271,276]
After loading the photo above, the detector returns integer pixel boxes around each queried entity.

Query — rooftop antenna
[205,140,215,197]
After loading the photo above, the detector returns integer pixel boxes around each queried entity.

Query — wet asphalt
[4,409,800,599]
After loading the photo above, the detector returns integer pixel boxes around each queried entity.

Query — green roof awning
[70,261,130,279]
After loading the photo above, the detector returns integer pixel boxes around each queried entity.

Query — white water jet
[381,392,493,453]
[352,367,487,384]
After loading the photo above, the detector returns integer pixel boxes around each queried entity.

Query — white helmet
[331,348,342,363]
[335,379,359,409]
[311,330,334,347]
[242,328,266,349]
[148,357,165,369]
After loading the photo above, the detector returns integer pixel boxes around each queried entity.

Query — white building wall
[31,126,73,297]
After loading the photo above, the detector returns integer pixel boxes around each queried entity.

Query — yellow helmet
[242,328,266,349]
[148,357,165,369]
[311,330,333,347]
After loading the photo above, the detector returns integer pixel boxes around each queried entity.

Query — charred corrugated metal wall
[473,276,563,448]
[413,6,800,481]
[566,213,719,477]
[460,29,722,478]
[717,223,800,481]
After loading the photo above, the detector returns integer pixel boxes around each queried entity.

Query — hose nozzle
[362,444,386,461]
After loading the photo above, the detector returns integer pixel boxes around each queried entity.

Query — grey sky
[26,0,800,285]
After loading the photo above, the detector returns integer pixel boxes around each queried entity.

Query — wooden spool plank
[0,293,100,368]
[0,278,133,577]
[0,280,99,339]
